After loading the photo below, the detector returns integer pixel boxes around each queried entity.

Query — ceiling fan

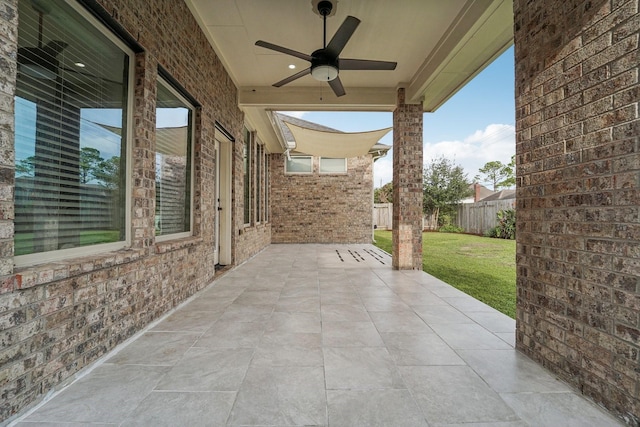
[255,0,397,97]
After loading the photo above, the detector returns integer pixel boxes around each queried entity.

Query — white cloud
[424,123,515,180]
[374,153,393,188]
[374,124,515,188]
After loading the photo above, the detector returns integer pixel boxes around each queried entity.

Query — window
[14,0,132,265]
[285,156,312,173]
[265,154,270,222]
[243,128,251,225]
[320,157,347,173]
[155,78,193,239]
[256,143,262,223]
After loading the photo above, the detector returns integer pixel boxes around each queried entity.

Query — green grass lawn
[374,230,516,318]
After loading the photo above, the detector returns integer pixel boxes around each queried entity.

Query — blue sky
[280,46,515,188]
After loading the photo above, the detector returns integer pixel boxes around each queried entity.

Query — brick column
[515,0,639,422]
[0,0,17,282]
[131,52,157,249]
[392,88,423,270]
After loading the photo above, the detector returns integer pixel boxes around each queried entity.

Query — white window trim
[285,155,313,174]
[319,157,348,174]
[14,0,135,268]
[154,78,196,243]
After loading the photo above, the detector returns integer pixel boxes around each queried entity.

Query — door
[215,132,232,266]
[214,140,221,265]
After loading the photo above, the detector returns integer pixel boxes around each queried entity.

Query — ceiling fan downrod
[317,0,333,48]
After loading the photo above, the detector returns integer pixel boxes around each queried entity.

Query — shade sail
[284,122,391,158]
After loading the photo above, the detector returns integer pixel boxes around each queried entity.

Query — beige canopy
[284,122,392,158]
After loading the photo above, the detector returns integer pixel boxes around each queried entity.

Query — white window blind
[155,79,193,237]
[14,0,131,261]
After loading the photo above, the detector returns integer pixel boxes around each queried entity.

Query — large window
[256,143,263,223]
[14,0,132,265]
[155,78,193,239]
[243,128,251,225]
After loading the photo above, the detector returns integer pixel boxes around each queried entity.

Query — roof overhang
[185,0,513,151]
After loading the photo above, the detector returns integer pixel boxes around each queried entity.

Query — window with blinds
[320,157,347,173]
[14,0,132,264]
[256,143,262,223]
[155,79,193,239]
[243,128,251,225]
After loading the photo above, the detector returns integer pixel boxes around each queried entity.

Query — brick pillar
[131,52,157,249]
[392,88,423,270]
[0,0,17,282]
[515,0,639,422]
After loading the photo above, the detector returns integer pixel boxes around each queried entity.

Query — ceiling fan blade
[255,40,312,62]
[340,58,397,71]
[328,76,346,97]
[273,67,311,87]
[325,16,360,57]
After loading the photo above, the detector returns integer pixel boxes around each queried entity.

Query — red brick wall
[0,0,269,420]
[514,0,639,422]
[270,154,374,244]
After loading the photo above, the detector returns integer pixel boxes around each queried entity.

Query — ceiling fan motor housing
[317,0,333,16]
[310,49,339,81]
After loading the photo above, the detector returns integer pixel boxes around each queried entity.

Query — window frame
[243,127,252,226]
[285,155,313,174]
[13,0,135,268]
[256,143,263,224]
[319,157,348,174]
[154,77,196,243]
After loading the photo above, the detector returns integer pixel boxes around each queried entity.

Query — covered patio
[11,245,621,426]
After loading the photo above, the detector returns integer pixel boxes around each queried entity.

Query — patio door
[215,132,232,266]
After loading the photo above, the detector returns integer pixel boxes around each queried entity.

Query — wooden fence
[373,203,392,230]
[375,200,515,234]
[455,199,516,235]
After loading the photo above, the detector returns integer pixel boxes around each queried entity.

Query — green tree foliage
[374,182,393,203]
[80,147,103,184]
[423,157,473,226]
[94,156,120,189]
[475,155,515,190]
[15,149,119,189]
[16,156,36,176]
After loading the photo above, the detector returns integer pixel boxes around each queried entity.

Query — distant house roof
[479,189,516,202]
[274,113,391,158]
[461,183,495,203]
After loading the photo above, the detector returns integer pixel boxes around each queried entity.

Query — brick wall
[0,0,269,420]
[270,154,374,244]
[514,0,639,423]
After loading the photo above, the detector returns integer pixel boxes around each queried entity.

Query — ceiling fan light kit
[255,0,397,97]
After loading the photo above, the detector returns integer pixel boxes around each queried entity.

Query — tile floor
[10,244,623,426]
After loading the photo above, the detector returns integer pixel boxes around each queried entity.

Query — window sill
[155,236,202,254]
[14,247,149,291]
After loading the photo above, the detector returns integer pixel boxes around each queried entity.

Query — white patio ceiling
[185,0,513,152]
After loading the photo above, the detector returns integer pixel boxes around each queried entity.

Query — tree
[94,156,120,189]
[80,147,103,184]
[16,156,36,177]
[423,157,473,227]
[374,182,393,203]
[475,157,515,190]
[499,155,516,189]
